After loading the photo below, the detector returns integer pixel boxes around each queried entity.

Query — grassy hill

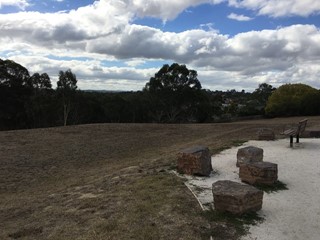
[1,116,319,239]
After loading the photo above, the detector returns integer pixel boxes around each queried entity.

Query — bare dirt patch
[1,116,319,239]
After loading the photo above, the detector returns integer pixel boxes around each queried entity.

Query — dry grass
[1,116,319,239]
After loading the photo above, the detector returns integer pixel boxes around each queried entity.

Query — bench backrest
[297,119,308,135]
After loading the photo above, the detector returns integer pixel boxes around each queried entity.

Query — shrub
[265,83,320,117]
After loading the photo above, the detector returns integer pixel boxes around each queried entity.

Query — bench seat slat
[281,119,308,147]
[282,129,297,136]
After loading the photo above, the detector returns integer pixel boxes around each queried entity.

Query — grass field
[1,116,319,240]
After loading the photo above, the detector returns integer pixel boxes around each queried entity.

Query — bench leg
[296,134,300,143]
[290,136,293,147]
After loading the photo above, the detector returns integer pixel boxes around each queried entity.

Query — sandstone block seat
[257,128,275,140]
[240,162,278,185]
[236,146,263,167]
[177,146,212,176]
[212,180,263,215]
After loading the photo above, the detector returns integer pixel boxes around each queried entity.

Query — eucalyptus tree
[143,63,206,122]
[56,69,78,126]
[0,59,32,129]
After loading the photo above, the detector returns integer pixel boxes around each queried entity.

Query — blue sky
[1,0,320,91]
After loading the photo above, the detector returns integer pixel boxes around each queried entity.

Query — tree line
[1,59,319,130]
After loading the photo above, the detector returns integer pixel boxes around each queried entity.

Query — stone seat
[212,180,263,215]
[239,161,278,185]
[177,146,212,176]
[236,146,263,167]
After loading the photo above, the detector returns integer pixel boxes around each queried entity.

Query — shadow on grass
[253,180,288,193]
[202,210,264,239]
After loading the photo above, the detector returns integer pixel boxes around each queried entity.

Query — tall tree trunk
[63,100,70,126]
[63,103,67,126]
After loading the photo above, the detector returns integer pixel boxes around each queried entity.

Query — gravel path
[187,138,320,240]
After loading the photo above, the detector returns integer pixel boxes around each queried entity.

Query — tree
[242,83,276,115]
[252,83,276,106]
[56,69,78,126]
[144,63,201,92]
[29,73,52,90]
[0,59,30,87]
[143,63,205,122]
[265,83,319,116]
[0,59,33,129]
[25,72,55,128]
[300,89,320,115]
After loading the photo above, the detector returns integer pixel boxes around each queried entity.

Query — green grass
[89,172,208,239]
[231,140,247,147]
[211,140,247,155]
[202,210,264,238]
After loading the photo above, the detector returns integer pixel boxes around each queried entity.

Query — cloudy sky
[0,0,320,91]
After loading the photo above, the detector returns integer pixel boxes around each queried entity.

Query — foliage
[265,83,320,116]
[29,72,52,89]
[56,69,78,126]
[144,63,208,123]
[0,59,32,129]
[144,63,201,92]
[57,69,77,91]
[0,59,30,87]
[1,58,319,131]
[300,90,320,115]
[252,83,276,105]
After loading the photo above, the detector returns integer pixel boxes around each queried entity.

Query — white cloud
[3,0,318,21]
[4,54,157,90]
[3,21,320,91]
[129,0,225,22]
[0,0,29,9]
[200,23,216,31]
[83,23,320,76]
[229,0,320,17]
[125,59,146,67]
[0,0,132,46]
[85,24,228,61]
[129,0,320,20]
[1,0,320,91]
[227,12,253,21]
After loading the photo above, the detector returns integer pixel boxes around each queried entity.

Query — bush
[265,83,320,117]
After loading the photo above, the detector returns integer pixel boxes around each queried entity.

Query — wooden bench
[281,119,308,147]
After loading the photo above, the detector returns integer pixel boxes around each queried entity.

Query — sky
[0,0,320,92]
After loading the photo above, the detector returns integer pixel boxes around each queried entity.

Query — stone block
[212,180,263,215]
[177,146,212,176]
[236,146,263,167]
[239,162,278,185]
[257,128,275,140]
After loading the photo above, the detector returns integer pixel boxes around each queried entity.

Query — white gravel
[185,138,320,240]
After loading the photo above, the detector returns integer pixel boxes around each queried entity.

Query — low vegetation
[211,140,248,155]
[265,83,320,117]
[203,210,265,239]
[1,58,320,239]
[1,117,320,239]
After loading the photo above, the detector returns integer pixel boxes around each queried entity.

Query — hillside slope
[1,116,319,239]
